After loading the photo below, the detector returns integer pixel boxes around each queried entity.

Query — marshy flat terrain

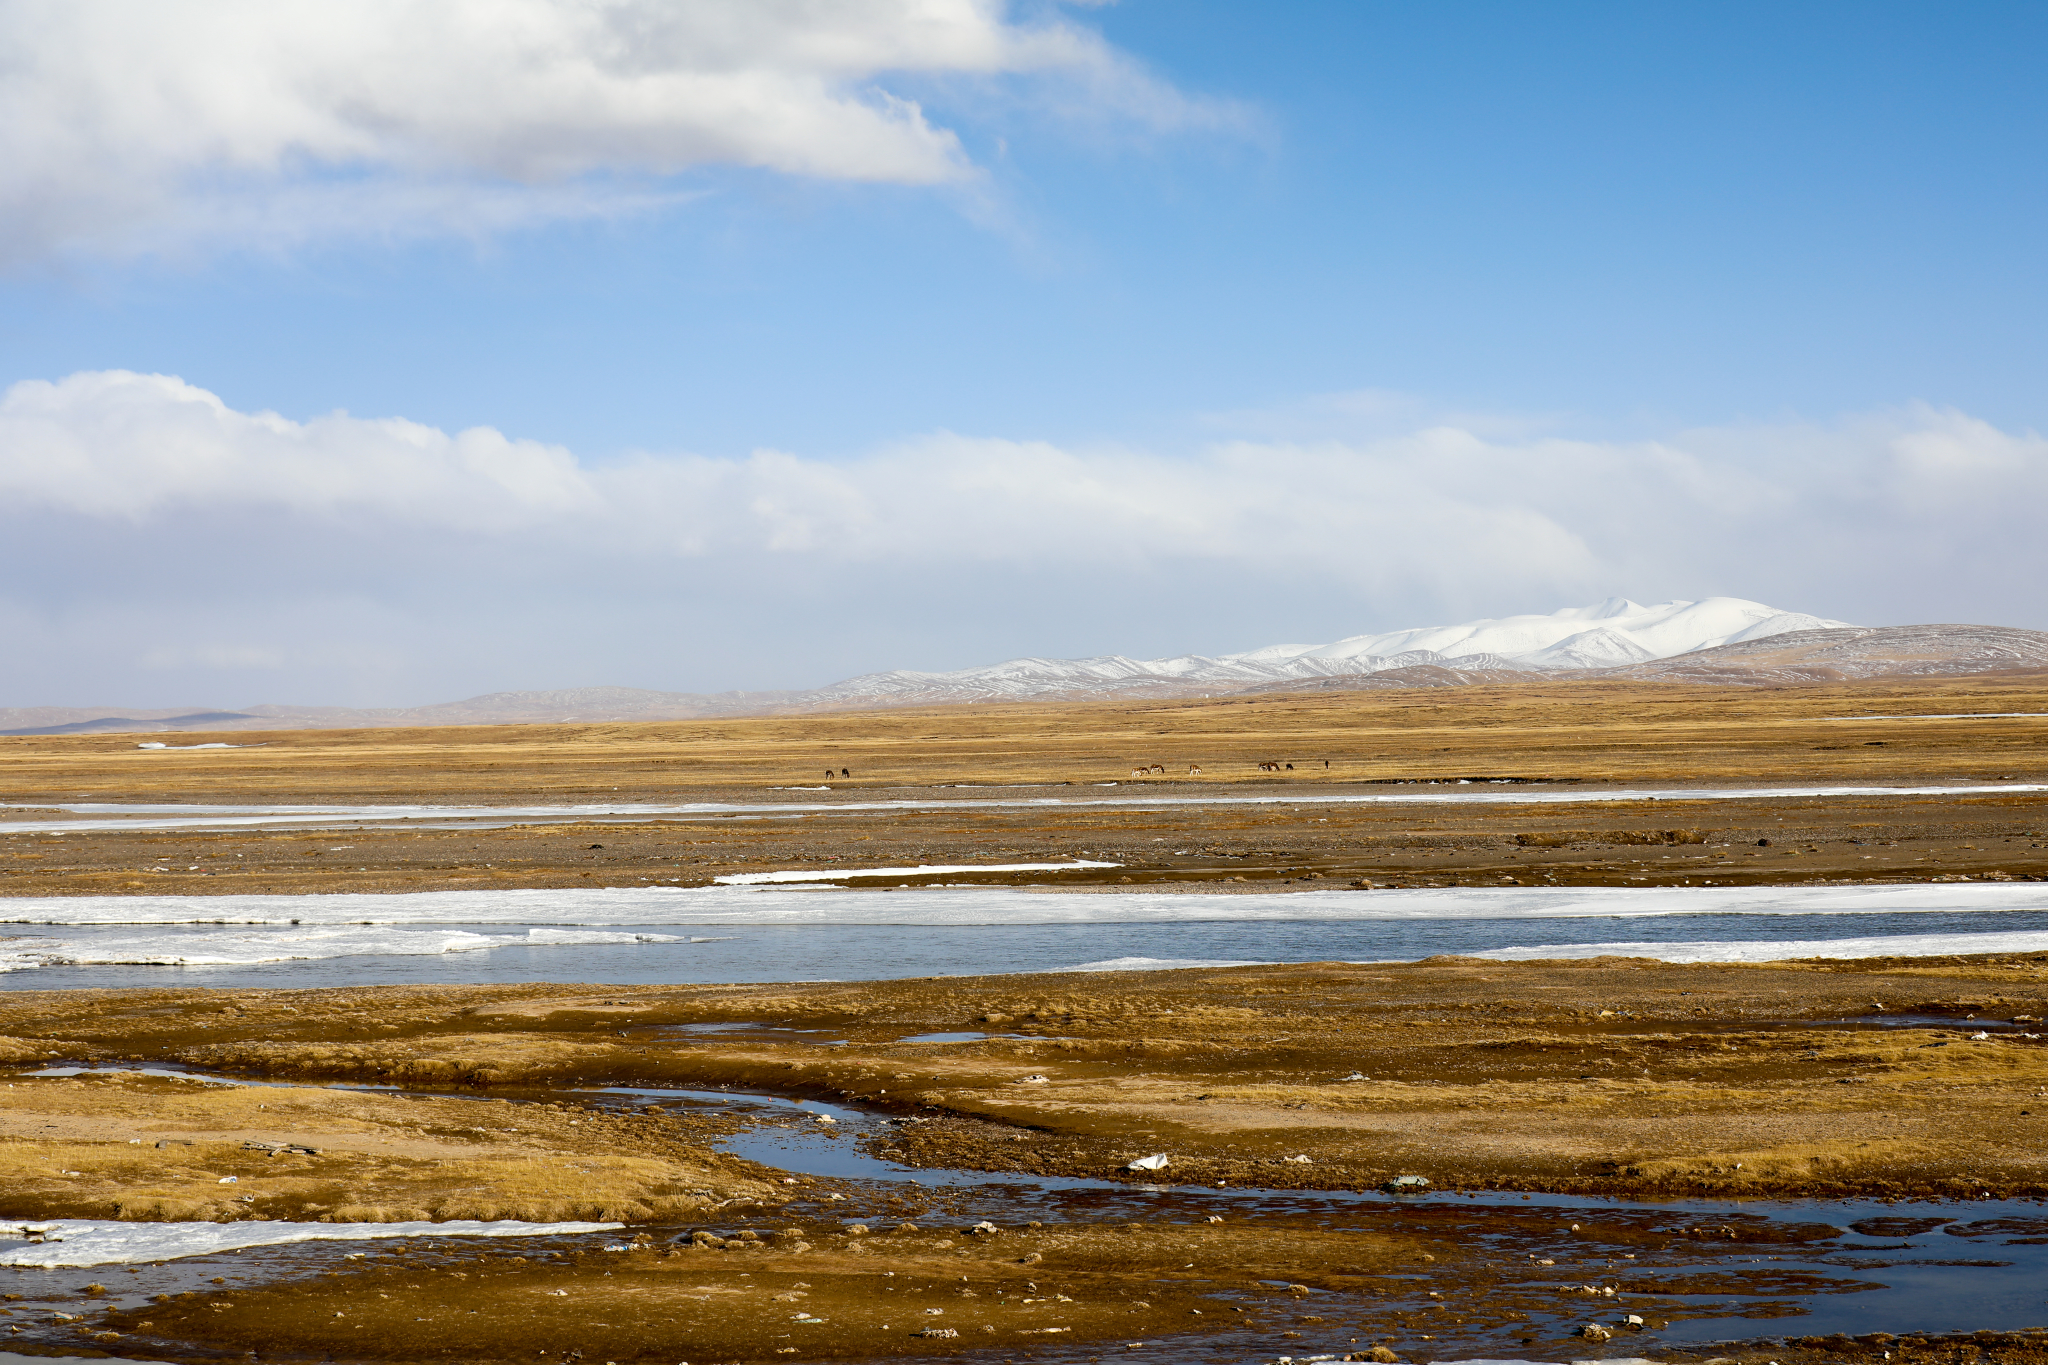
[8,956,2048,1361]
[1,674,2046,1362]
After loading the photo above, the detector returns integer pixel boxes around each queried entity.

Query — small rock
[969,1221,999,1236]
[1019,1074,1050,1084]
[1579,1324,1612,1341]
[1126,1153,1170,1172]
[1382,1175,1429,1192]
[913,1328,958,1339]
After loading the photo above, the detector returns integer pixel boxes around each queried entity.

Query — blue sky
[1,1,2044,706]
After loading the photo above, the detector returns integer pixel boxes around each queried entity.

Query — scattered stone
[1382,1175,1429,1192]
[1126,1153,1170,1172]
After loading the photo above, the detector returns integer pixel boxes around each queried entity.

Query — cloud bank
[1,369,2043,706]
[0,0,1226,262]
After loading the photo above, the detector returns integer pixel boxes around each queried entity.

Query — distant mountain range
[6,598,2046,735]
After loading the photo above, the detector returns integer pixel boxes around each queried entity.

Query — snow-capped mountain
[3,597,1882,734]
[800,597,1853,706]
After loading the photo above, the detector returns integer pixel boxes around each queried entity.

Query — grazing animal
[1150,763,1166,775]
[1188,765,1203,776]
[841,768,850,778]
[1285,763,1294,770]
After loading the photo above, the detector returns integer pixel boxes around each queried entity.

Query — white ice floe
[1,881,2041,929]
[715,860,1118,884]
[0,925,680,972]
[1,781,2042,834]
[1473,928,2048,964]
[0,1218,621,1267]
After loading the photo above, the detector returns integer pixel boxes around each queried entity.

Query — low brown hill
[1601,623,2048,685]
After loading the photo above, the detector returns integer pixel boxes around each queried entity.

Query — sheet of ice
[0,925,681,972]
[715,860,1118,884]
[1471,928,2048,964]
[2,782,2041,834]
[0,1218,620,1267]
[1066,956,1276,972]
[3,882,2042,929]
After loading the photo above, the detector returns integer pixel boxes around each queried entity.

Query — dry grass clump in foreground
[0,1069,776,1224]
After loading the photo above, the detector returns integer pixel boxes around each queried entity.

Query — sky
[1,0,2044,708]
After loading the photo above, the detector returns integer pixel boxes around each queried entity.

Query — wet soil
[0,789,2043,898]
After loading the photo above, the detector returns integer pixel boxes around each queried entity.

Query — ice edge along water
[0,1218,624,1267]
[4,881,2043,928]
[1062,926,2048,971]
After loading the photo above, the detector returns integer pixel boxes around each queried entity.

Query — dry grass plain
[0,672,2044,804]
[0,673,2044,895]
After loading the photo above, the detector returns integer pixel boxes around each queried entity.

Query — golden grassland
[12,953,2048,1206]
[1,672,2045,803]
[0,1068,775,1225]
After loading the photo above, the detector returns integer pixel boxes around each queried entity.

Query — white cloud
[0,0,1226,261]
[2,370,2044,703]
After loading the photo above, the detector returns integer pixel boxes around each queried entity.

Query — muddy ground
[0,789,2044,897]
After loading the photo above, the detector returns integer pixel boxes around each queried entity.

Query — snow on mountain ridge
[807,598,1855,704]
